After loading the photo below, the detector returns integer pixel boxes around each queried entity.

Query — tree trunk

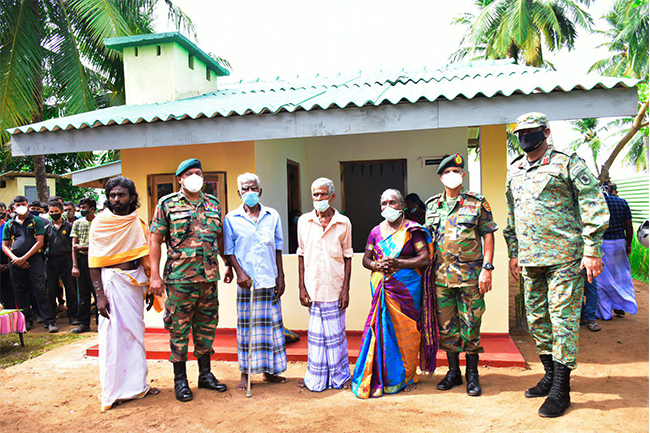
[33,155,49,202]
[598,99,649,183]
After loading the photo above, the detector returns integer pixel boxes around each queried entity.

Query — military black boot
[465,353,481,396]
[173,362,193,402]
[197,354,228,392]
[525,354,554,398]
[538,361,571,418]
[437,352,463,391]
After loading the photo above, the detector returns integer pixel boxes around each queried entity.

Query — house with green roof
[6,32,641,336]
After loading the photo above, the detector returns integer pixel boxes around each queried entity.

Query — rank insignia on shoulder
[482,201,491,212]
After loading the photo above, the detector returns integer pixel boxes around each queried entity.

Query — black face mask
[0,212,5,220]
[29,210,41,217]
[80,209,90,217]
[50,212,62,221]
[518,130,546,153]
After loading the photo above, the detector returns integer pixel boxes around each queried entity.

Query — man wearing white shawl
[89,176,161,411]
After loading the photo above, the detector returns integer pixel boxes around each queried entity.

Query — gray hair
[381,188,404,204]
[237,172,261,190]
[311,177,335,195]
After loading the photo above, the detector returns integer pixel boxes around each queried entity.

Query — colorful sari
[351,219,433,399]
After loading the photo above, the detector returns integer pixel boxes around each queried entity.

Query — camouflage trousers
[435,284,485,354]
[522,259,583,369]
[164,282,219,363]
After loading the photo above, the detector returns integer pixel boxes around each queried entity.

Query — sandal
[587,321,601,332]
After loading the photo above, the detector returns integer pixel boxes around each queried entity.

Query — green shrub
[630,235,649,283]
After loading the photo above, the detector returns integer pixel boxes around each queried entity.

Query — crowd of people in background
[0,195,99,334]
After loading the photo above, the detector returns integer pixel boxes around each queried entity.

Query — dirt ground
[0,280,648,433]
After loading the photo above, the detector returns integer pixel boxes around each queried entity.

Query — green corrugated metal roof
[6,59,639,135]
[104,32,230,77]
[612,173,649,225]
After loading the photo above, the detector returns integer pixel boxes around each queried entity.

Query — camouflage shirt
[425,189,498,287]
[150,191,222,284]
[503,145,609,267]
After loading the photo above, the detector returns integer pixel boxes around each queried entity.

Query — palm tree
[450,0,593,67]
[589,0,649,80]
[569,118,607,176]
[587,0,648,181]
[0,0,197,201]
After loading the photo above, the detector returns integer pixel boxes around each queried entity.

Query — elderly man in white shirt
[224,173,287,392]
[296,177,354,392]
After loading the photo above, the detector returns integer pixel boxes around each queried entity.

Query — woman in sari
[351,189,433,399]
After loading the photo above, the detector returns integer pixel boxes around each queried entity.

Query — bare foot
[147,387,161,396]
[237,373,249,391]
[341,379,352,389]
[263,373,287,384]
[403,383,417,392]
[297,379,307,388]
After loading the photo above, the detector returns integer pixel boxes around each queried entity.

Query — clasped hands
[374,257,399,274]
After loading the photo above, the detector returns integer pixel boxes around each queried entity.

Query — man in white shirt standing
[224,173,287,392]
[296,177,353,392]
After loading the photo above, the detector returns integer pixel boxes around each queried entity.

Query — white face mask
[313,199,330,213]
[14,205,28,216]
[441,172,463,189]
[381,206,402,223]
[182,174,204,193]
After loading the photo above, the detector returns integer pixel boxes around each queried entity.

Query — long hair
[104,176,140,214]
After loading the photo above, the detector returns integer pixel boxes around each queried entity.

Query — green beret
[176,158,202,176]
[437,153,464,175]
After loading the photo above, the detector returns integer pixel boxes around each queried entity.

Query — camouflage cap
[513,112,549,133]
[437,153,464,175]
[175,158,202,176]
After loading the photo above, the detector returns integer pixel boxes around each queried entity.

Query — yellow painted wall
[121,141,255,222]
[0,177,56,204]
[479,124,509,333]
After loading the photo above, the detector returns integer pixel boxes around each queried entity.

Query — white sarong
[596,239,637,321]
[99,266,150,411]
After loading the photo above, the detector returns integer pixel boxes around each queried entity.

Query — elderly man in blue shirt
[224,173,288,392]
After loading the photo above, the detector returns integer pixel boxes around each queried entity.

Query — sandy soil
[0,280,647,433]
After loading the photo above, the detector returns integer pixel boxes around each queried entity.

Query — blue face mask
[242,191,260,207]
[293,217,299,224]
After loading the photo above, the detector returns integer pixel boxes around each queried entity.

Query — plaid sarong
[236,286,286,375]
[304,301,351,392]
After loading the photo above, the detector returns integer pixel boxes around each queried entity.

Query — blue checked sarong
[303,301,351,392]
[236,286,287,375]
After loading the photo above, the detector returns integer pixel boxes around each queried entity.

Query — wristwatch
[482,262,494,271]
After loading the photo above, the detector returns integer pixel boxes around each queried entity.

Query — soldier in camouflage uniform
[149,158,234,402]
[504,112,609,418]
[424,153,497,397]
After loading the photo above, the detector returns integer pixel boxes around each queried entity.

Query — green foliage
[630,235,649,283]
[0,0,212,201]
[450,0,593,67]
[589,0,649,80]
[0,331,89,368]
[570,118,607,175]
